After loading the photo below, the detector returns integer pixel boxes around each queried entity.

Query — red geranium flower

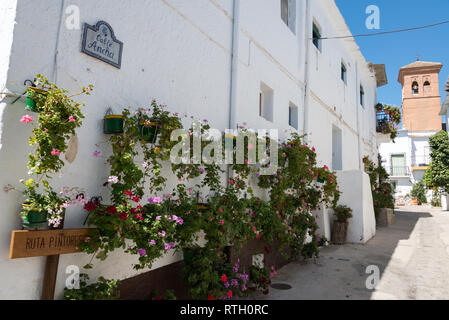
[208,294,214,300]
[132,196,141,203]
[221,274,228,283]
[124,190,133,197]
[227,290,232,298]
[83,201,97,211]
[106,206,117,215]
[155,296,163,300]
[119,212,128,220]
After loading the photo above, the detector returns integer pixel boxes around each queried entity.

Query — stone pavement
[249,206,449,300]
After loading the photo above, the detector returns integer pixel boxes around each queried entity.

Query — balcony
[384,166,410,177]
[411,155,430,171]
[375,104,401,143]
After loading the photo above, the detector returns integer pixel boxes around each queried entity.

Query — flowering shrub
[183,248,250,300]
[11,75,92,228]
[26,74,93,174]
[77,101,341,299]
[79,189,183,270]
[376,103,401,140]
[364,156,395,215]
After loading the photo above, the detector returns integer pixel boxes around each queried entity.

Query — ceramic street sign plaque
[81,20,123,69]
[9,228,92,259]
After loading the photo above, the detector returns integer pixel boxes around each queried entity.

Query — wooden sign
[81,20,123,69]
[9,228,91,259]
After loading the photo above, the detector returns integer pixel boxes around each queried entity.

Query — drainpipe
[229,0,240,131]
[227,0,240,184]
[355,62,362,170]
[302,0,311,143]
[52,0,66,84]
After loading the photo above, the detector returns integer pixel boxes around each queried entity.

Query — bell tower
[398,61,443,132]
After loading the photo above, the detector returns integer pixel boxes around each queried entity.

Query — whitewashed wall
[0,0,380,299]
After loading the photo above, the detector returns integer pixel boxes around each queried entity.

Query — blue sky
[335,0,449,110]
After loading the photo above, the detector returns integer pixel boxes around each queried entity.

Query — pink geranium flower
[68,116,76,122]
[20,115,33,124]
[51,149,60,156]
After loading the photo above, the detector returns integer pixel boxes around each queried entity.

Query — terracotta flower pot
[331,221,348,245]
[411,198,419,206]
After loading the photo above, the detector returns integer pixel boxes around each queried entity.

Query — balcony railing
[411,155,430,167]
[384,166,410,177]
[376,112,394,134]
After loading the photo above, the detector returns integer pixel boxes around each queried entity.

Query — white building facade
[0,0,385,299]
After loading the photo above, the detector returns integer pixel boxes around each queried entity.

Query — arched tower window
[412,81,419,94]
[424,81,431,93]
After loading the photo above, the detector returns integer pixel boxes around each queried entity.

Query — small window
[281,0,296,34]
[312,23,321,51]
[341,62,347,84]
[360,85,365,106]
[424,81,431,93]
[412,81,419,94]
[288,102,298,130]
[259,82,274,122]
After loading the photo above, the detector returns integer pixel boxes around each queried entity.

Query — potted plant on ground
[410,180,427,205]
[331,205,352,245]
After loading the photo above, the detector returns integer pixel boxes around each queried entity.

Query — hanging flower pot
[25,87,48,113]
[139,120,160,143]
[104,115,124,134]
[197,203,209,212]
[21,203,48,230]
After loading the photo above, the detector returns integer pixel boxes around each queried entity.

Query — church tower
[398,61,443,132]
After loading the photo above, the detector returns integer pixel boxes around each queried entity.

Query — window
[288,102,298,130]
[424,81,431,94]
[259,82,274,122]
[412,81,419,94]
[360,85,365,106]
[281,0,296,34]
[391,154,406,176]
[332,126,343,171]
[312,22,321,51]
[341,62,347,84]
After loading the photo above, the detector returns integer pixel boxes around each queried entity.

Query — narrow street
[252,206,449,300]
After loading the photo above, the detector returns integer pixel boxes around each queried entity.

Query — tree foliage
[424,131,449,192]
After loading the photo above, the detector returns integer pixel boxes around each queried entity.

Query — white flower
[108,176,119,184]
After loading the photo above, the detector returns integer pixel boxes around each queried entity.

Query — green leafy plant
[424,131,449,192]
[364,156,395,215]
[26,74,93,175]
[63,274,120,300]
[376,103,401,140]
[411,180,427,205]
[333,205,353,223]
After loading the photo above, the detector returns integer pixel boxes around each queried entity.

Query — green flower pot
[197,203,209,213]
[25,87,47,113]
[104,115,124,134]
[139,122,160,143]
[22,203,48,230]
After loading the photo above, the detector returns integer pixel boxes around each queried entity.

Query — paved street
[251,206,449,300]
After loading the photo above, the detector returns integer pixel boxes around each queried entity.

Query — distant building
[379,61,443,199]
